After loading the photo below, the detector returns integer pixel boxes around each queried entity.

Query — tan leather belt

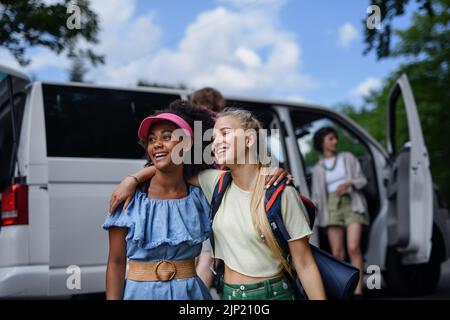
[127,259,197,282]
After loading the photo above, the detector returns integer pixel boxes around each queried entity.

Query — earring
[260,233,266,242]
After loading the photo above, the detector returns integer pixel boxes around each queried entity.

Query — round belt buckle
[155,260,177,281]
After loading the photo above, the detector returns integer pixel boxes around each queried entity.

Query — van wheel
[384,236,441,296]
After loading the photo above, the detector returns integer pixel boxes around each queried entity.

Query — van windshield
[0,72,27,192]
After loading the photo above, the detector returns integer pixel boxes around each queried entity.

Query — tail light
[1,184,28,226]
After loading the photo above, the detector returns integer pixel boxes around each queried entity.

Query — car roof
[36,80,387,157]
[37,80,332,112]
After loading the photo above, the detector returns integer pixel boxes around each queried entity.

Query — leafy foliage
[0,0,104,66]
[347,0,450,204]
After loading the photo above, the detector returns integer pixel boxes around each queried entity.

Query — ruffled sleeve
[102,186,211,251]
[134,186,211,250]
[102,191,142,235]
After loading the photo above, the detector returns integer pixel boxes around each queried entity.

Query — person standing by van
[311,127,369,297]
[104,100,215,300]
[110,109,326,300]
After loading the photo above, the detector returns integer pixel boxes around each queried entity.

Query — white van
[1,65,449,297]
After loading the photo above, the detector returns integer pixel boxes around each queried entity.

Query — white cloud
[0,50,24,71]
[84,0,161,84]
[90,2,319,98]
[350,77,381,97]
[1,0,318,99]
[338,22,358,49]
[298,136,312,154]
[235,47,261,68]
[217,0,286,9]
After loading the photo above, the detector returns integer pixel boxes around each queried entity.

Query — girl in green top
[110,108,326,300]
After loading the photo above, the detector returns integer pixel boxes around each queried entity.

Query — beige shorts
[327,192,369,227]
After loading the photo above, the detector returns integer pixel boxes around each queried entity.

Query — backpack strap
[265,179,317,254]
[210,172,232,219]
[300,194,316,229]
[265,179,291,256]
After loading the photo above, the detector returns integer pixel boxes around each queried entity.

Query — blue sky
[1,0,417,108]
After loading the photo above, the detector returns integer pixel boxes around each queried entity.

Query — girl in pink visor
[103,100,215,300]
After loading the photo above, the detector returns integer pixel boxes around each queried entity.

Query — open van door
[386,74,433,266]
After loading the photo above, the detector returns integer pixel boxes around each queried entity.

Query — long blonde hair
[216,108,292,274]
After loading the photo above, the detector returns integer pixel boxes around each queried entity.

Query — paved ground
[364,260,450,300]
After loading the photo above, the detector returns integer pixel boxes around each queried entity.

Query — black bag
[210,171,360,299]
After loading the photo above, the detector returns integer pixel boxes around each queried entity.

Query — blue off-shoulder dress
[102,185,212,300]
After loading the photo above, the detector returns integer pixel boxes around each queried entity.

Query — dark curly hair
[313,126,338,153]
[139,99,215,190]
[190,87,225,112]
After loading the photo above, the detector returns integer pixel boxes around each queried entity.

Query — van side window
[42,85,180,159]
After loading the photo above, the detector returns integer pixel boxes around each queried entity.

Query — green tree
[346,0,450,204]
[0,0,104,67]
[68,52,87,82]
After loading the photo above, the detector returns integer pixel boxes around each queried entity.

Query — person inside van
[190,87,225,114]
[110,108,326,300]
[311,126,369,297]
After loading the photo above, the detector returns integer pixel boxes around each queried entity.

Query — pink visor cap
[138,112,194,141]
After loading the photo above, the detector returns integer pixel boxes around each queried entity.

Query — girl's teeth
[154,153,167,160]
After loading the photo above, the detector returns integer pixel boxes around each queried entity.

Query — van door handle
[39,186,48,190]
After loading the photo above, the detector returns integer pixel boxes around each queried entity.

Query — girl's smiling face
[212,115,256,166]
[147,120,184,171]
